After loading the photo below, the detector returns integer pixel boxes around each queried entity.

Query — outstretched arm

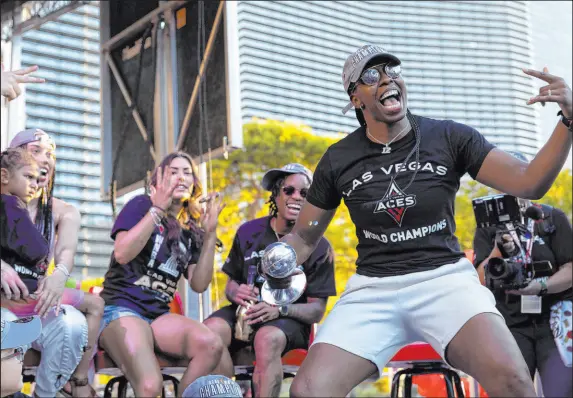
[280,202,337,264]
[476,67,572,199]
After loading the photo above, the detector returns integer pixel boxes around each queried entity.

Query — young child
[0,148,103,397]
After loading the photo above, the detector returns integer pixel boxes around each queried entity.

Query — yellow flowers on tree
[209,119,358,315]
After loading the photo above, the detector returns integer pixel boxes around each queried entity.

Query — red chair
[387,343,465,398]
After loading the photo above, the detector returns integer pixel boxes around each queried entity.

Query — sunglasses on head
[350,63,402,93]
[1,346,25,362]
[282,186,308,198]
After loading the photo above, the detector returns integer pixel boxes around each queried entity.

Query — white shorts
[312,257,502,377]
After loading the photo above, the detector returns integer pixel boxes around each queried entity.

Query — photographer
[473,160,572,397]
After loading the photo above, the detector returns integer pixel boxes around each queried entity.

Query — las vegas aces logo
[374,177,417,226]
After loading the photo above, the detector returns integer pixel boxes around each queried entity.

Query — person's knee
[189,328,224,359]
[134,372,163,397]
[254,328,286,364]
[59,305,88,346]
[290,374,316,398]
[204,317,232,346]
[85,294,105,317]
[485,360,532,394]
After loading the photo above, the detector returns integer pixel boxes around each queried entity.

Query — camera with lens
[472,194,553,292]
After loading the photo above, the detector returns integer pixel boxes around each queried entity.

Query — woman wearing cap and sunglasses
[263,45,573,397]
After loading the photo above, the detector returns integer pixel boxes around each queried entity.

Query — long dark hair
[149,152,204,261]
[17,144,56,247]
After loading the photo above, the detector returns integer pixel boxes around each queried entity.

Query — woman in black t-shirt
[272,45,573,398]
[99,152,225,398]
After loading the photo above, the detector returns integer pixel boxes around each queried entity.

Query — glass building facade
[237,0,541,155]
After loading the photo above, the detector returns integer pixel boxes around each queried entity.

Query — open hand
[34,271,67,317]
[199,192,225,234]
[150,166,178,211]
[245,302,279,325]
[524,66,573,118]
[1,65,45,101]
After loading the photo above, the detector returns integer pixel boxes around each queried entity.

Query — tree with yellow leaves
[454,168,572,251]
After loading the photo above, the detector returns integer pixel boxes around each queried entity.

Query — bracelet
[55,264,70,278]
[152,205,167,213]
[537,280,548,297]
[149,207,165,233]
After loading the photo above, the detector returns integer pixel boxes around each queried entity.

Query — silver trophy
[260,242,307,306]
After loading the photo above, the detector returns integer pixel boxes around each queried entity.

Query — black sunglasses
[282,186,308,198]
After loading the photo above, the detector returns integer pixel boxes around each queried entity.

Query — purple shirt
[100,195,201,319]
[0,194,49,292]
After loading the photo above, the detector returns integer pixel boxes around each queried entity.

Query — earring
[360,104,365,110]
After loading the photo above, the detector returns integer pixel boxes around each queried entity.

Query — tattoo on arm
[285,297,327,324]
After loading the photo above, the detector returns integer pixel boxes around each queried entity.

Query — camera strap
[521,217,542,314]
[524,217,536,263]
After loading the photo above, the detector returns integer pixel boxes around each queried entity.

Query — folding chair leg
[404,373,413,398]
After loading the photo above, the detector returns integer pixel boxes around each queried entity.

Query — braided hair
[266,176,286,218]
[15,143,56,245]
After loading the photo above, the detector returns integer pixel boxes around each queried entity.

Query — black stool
[390,362,465,398]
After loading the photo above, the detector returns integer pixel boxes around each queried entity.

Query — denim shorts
[100,304,153,333]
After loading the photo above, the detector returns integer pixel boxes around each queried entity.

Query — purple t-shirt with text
[100,195,201,319]
[0,194,49,292]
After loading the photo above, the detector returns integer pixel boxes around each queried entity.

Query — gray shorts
[312,258,502,377]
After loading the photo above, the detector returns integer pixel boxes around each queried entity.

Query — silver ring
[548,89,552,96]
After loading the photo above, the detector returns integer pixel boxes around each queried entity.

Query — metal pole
[176,0,225,150]
[101,0,187,52]
[105,52,156,161]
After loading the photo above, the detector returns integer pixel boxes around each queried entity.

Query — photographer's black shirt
[306,115,494,277]
[473,207,573,327]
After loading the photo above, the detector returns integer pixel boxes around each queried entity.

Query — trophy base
[261,273,307,306]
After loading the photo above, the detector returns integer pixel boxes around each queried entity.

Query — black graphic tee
[101,195,201,319]
[222,216,336,302]
[473,207,573,327]
[307,115,494,277]
[0,194,49,292]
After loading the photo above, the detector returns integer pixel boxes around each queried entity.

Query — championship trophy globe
[260,242,307,306]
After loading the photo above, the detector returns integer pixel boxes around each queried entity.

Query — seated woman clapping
[98,152,225,397]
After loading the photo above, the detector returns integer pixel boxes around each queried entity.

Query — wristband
[537,280,548,297]
[55,264,70,278]
[557,110,573,131]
